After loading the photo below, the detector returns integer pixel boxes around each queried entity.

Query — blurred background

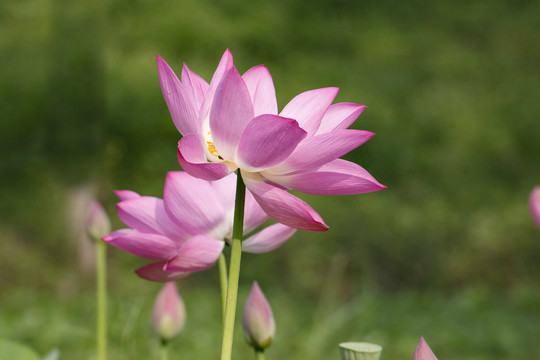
[1,0,540,358]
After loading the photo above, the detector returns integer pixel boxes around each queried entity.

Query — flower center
[206,131,223,160]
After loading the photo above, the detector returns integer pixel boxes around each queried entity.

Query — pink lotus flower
[530,186,540,229]
[152,282,186,341]
[242,281,275,350]
[412,337,438,360]
[103,172,296,281]
[157,50,386,232]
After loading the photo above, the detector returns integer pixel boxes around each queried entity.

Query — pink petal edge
[114,190,140,201]
[210,66,254,161]
[242,65,278,116]
[104,231,178,260]
[156,55,200,136]
[135,261,191,282]
[316,103,367,135]
[177,134,232,181]
[199,49,234,123]
[267,159,386,196]
[268,129,374,174]
[412,337,438,360]
[242,172,328,232]
[529,186,540,228]
[280,87,339,136]
[236,114,307,172]
[163,171,228,237]
[165,235,225,272]
[243,223,297,253]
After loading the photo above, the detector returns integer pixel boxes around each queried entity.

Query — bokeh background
[1,0,540,358]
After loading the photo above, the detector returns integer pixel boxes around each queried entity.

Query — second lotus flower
[157,50,386,232]
[103,172,296,281]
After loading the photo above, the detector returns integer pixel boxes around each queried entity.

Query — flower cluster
[100,50,387,360]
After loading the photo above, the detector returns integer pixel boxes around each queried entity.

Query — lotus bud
[412,337,438,360]
[85,200,111,242]
[152,282,186,342]
[242,281,275,350]
[529,186,540,229]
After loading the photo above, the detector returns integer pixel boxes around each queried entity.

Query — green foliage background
[1,0,540,359]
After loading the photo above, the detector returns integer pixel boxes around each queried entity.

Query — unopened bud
[412,337,438,360]
[152,282,186,342]
[242,281,275,350]
[86,200,111,242]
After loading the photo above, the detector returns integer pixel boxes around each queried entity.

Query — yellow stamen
[206,132,223,160]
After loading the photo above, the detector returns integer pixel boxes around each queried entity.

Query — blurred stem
[96,240,107,360]
[160,339,169,360]
[220,172,246,360]
[255,349,265,360]
[218,253,228,324]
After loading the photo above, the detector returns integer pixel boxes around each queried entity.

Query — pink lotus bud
[86,200,111,242]
[152,282,186,342]
[529,186,540,229]
[242,281,275,350]
[412,337,438,360]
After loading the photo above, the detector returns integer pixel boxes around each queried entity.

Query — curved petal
[316,103,367,135]
[243,189,269,234]
[530,186,540,228]
[210,172,268,234]
[117,196,188,241]
[242,172,328,232]
[210,172,237,210]
[243,223,296,253]
[210,66,254,160]
[164,235,225,272]
[104,230,179,260]
[177,134,232,181]
[242,65,278,116]
[267,129,374,174]
[135,261,191,282]
[280,87,339,136]
[236,115,307,172]
[156,55,200,136]
[181,63,209,114]
[267,159,386,196]
[163,172,228,237]
[200,49,234,124]
[114,190,140,201]
[102,228,132,242]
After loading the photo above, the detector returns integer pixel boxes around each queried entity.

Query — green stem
[220,172,246,360]
[96,240,107,360]
[218,253,228,324]
[160,340,169,360]
[255,348,266,360]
